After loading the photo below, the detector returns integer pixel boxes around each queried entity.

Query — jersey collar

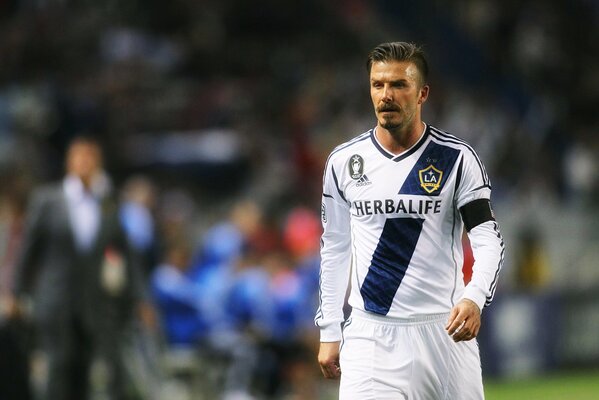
[370,123,430,162]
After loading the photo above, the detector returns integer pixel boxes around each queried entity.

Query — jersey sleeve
[462,220,504,310]
[455,147,504,309]
[315,159,352,342]
[454,148,491,209]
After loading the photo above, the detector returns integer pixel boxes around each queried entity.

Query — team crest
[418,164,443,194]
[349,154,364,180]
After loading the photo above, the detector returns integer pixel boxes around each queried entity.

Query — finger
[327,365,341,379]
[321,362,341,379]
[452,327,471,342]
[445,307,459,330]
[459,330,477,342]
[453,319,480,342]
[331,364,341,378]
[447,315,466,335]
[319,364,330,379]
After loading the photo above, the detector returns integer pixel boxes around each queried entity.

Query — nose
[381,84,392,102]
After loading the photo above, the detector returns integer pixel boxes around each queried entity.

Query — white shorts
[339,309,484,400]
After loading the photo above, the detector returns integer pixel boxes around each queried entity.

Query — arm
[315,161,352,378]
[318,341,342,379]
[446,219,504,341]
[447,150,504,342]
[13,189,47,298]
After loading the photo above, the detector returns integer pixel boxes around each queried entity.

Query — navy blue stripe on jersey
[360,217,424,315]
[392,126,430,162]
[369,126,430,161]
[331,165,347,203]
[429,127,490,187]
[323,193,334,199]
[428,126,487,176]
[428,126,489,185]
[370,129,394,159]
[398,141,460,196]
[485,221,504,307]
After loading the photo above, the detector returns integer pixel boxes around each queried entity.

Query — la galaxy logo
[419,164,443,194]
[349,154,364,180]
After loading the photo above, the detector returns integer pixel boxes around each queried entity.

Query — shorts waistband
[351,309,449,325]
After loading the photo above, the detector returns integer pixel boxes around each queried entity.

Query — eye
[371,82,383,89]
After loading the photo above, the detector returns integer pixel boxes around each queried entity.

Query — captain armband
[459,199,495,232]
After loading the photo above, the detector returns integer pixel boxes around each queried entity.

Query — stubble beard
[380,118,403,131]
[380,105,419,137]
[378,111,409,135]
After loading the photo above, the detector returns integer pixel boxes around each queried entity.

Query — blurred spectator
[282,206,322,327]
[282,206,321,262]
[0,172,29,305]
[120,175,160,275]
[152,239,259,399]
[1,0,598,394]
[513,225,551,292]
[192,199,263,271]
[11,136,147,400]
[561,132,598,207]
[226,249,318,399]
[152,239,215,348]
[0,172,33,400]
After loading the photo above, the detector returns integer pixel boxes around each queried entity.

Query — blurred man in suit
[11,136,146,400]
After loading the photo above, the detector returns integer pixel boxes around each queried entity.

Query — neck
[376,120,425,155]
[81,178,92,191]
[68,173,93,191]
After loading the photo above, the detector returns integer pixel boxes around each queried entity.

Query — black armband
[460,199,495,232]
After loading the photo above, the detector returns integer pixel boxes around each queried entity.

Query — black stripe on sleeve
[459,199,495,232]
[332,165,347,203]
[454,158,464,193]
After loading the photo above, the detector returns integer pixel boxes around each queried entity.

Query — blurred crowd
[1,0,598,398]
[1,0,597,207]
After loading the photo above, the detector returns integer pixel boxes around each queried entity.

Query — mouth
[377,106,400,113]
[378,110,399,118]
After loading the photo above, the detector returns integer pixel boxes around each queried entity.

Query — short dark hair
[366,42,429,85]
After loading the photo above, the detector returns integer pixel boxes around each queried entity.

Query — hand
[137,301,158,331]
[1,294,23,320]
[318,341,341,379]
[445,299,481,342]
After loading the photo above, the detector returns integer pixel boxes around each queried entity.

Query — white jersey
[316,124,503,342]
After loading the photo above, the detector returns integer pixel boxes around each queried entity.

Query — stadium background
[0,0,598,399]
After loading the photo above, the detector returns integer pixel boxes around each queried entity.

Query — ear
[418,85,430,104]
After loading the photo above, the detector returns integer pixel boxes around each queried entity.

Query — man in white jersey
[315,42,504,399]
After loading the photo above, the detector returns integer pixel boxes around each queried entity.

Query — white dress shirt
[63,175,101,252]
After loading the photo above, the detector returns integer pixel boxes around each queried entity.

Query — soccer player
[315,42,504,399]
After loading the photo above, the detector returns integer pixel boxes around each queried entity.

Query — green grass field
[484,370,599,400]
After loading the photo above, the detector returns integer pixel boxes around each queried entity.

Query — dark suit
[14,181,144,400]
